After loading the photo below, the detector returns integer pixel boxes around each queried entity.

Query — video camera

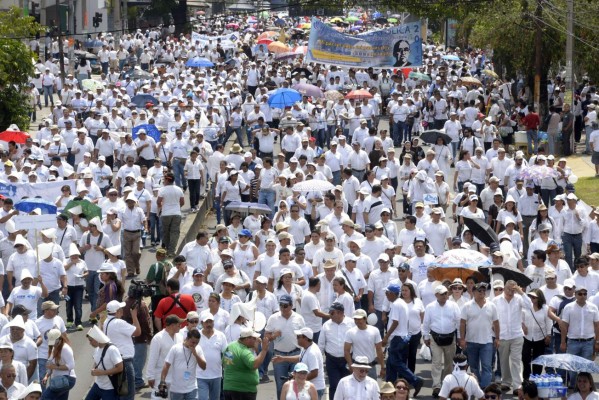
[128,279,158,300]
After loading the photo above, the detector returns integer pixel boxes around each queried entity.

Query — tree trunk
[172,0,187,36]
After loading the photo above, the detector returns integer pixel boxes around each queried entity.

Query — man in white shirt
[422,208,452,255]
[160,328,207,398]
[146,315,183,393]
[492,280,532,394]
[333,356,380,400]
[344,309,385,381]
[423,286,462,396]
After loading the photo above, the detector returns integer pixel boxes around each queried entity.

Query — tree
[0,8,44,131]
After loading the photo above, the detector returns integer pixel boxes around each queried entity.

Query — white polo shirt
[103,316,136,359]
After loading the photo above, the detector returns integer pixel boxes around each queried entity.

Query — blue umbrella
[132,124,161,142]
[130,94,159,108]
[274,18,286,27]
[267,88,301,108]
[185,57,214,68]
[442,55,460,61]
[15,198,57,215]
[532,354,599,373]
[372,12,382,18]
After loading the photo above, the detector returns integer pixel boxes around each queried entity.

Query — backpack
[552,295,575,332]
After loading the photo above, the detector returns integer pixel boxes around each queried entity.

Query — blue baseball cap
[279,294,293,305]
[386,284,401,294]
[240,229,252,237]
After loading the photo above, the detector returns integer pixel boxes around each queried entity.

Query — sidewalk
[564,154,595,178]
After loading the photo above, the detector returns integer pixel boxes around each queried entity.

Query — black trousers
[522,337,546,380]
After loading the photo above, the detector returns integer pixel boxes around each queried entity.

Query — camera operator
[102,300,141,400]
[122,295,152,392]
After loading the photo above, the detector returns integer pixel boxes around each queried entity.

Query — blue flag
[132,124,161,143]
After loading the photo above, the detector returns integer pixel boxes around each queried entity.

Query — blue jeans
[326,125,336,147]
[586,126,594,153]
[273,350,299,400]
[38,358,47,387]
[85,383,119,400]
[465,342,494,387]
[527,129,538,155]
[66,285,84,325]
[258,189,275,218]
[562,232,582,271]
[332,170,341,186]
[172,159,187,190]
[393,121,407,146]
[43,85,54,107]
[86,271,101,314]
[225,127,243,147]
[325,353,349,400]
[567,340,594,386]
[386,336,420,385]
[258,339,274,379]
[197,377,221,400]
[41,375,76,400]
[150,212,161,244]
[121,359,135,400]
[170,389,198,400]
[133,343,148,388]
[450,141,459,160]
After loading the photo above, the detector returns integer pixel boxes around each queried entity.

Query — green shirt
[145,261,172,295]
[222,340,259,393]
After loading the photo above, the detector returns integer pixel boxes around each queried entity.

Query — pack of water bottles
[529,374,567,398]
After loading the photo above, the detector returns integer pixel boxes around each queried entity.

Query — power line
[527,12,599,54]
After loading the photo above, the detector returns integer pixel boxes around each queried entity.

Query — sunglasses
[224,265,233,269]
[485,395,498,399]
[577,292,588,296]
[188,319,199,323]
[452,287,463,290]
[357,368,369,373]
[396,386,408,390]
[280,304,290,308]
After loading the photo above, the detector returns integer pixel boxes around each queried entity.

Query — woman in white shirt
[453,149,480,193]
[433,137,453,180]
[496,196,524,236]
[459,195,485,226]
[521,289,551,381]
[221,171,248,224]
[565,372,599,400]
[434,171,451,213]
[400,282,425,373]
[41,329,76,399]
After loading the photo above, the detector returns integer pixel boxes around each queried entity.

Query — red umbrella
[257,38,273,45]
[345,89,373,100]
[0,126,29,144]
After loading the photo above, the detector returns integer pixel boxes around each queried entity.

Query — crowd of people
[1,8,598,400]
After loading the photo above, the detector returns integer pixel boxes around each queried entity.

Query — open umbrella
[482,69,499,79]
[329,17,344,23]
[130,94,159,108]
[429,249,489,282]
[345,89,372,100]
[300,23,311,29]
[420,130,451,145]
[387,17,398,23]
[267,41,290,54]
[292,180,335,192]
[186,57,214,68]
[408,72,432,82]
[0,125,30,144]
[324,90,344,102]
[532,354,599,373]
[442,55,460,61]
[14,198,57,215]
[81,79,104,92]
[292,45,308,55]
[461,77,482,87]
[64,199,102,221]
[463,217,499,247]
[257,38,273,45]
[226,23,239,29]
[258,31,278,40]
[345,16,359,22]
[519,165,559,181]
[224,202,272,214]
[292,83,323,98]
[479,266,533,288]
[267,88,301,108]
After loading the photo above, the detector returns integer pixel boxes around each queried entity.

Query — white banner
[0,180,77,204]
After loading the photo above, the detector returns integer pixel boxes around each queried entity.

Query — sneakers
[77,325,83,331]
[66,322,74,329]
[259,375,271,384]
[432,388,441,398]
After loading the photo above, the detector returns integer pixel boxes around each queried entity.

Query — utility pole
[56,0,66,87]
[533,0,542,113]
[565,0,574,108]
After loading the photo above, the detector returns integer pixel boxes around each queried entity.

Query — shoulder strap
[96,343,112,370]
[164,294,189,316]
[104,316,116,335]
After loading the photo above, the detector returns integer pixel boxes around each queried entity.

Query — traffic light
[92,12,102,28]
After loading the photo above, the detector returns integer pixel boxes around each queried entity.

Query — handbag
[431,330,456,346]
[48,374,70,391]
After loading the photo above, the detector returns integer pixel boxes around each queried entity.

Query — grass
[575,176,599,206]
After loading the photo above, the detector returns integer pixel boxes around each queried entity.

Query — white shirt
[299,343,325,390]
[422,300,461,338]
[265,311,305,352]
[461,299,499,344]
[367,268,399,310]
[344,325,381,363]
[562,301,599,339]
[318,317,355,358]
[492,293,533,340]
[164,342,205,393]
[197,330,227,379]
[147,329,183,381]
[103,315,136,358]
[333,374,379,400]
[92,344,123,390]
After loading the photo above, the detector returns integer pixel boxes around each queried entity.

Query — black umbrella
[290,67,312,79]
[420,130,452,145]
[479,266,533,288]
[463,217,499,247]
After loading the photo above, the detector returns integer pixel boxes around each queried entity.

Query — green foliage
[0,7,44,131]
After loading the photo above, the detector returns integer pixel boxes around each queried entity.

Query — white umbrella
[292,180,335,192]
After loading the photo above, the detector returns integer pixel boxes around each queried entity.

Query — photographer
[122,295,152,392]
[102,300,141,400]
[160,329,206,399]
